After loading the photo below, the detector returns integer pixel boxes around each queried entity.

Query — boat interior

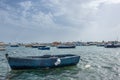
[27,54,76,58]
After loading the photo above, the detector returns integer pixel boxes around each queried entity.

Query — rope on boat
[54,58,61,66]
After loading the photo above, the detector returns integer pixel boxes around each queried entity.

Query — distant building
[51,42,61,47]
[0,42,6,46]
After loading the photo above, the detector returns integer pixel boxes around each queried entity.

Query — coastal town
[0,41,120,51]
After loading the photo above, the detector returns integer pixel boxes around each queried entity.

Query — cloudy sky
[0,0,120,43]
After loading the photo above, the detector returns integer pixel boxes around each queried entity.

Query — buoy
[85,64,91,68]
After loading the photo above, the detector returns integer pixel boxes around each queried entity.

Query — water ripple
[0,46,120,80]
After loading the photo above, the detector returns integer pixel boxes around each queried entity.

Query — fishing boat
[10,44,19,47]
[5,54,80,70]
[104,43,118,48]
[38,46,50,50]
[57,45,76,49]
[104,41,120,48]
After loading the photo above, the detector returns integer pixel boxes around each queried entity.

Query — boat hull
[38,47,50,50]
[104,45,118,48]
[57,46,76,49]
[6,54,80,70]
[10,45,19,47]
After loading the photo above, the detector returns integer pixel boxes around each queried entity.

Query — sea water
[0,46,120,80]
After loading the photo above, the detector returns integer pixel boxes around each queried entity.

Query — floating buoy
[85,64,91,68]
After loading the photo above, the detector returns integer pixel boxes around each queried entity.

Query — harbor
[0,41,120,80]
[1,41,120,48]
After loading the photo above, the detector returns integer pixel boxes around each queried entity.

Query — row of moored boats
[97,42,120,48]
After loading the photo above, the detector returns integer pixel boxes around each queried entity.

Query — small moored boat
[5,54,80,70]
[10,44,19,47]
[32,45,46,48]
[104,43,118,48]
[105,44,117,48]
[38,46,50,50]
[57,45,76,49]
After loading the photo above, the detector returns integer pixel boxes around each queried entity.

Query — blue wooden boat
[57,45,76,49]
[38,46,50,50]
[32,45,46,48]
[5,54,80,70]
[10,45,19,47]
[104,43,118,48]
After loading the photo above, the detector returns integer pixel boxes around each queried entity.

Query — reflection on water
[0,46,120,80]
[6,66,80,80]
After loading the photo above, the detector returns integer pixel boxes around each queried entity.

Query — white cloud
[31,12,57,29]
[19,1,32,10]
[106,0,120,4]
[19,1,32,17]
[82,0,120,11]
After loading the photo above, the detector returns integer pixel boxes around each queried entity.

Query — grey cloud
[1,0,120,42]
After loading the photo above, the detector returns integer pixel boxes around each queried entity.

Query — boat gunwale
[7,54,80,60]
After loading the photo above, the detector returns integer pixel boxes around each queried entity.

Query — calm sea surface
[0,46,120,80]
